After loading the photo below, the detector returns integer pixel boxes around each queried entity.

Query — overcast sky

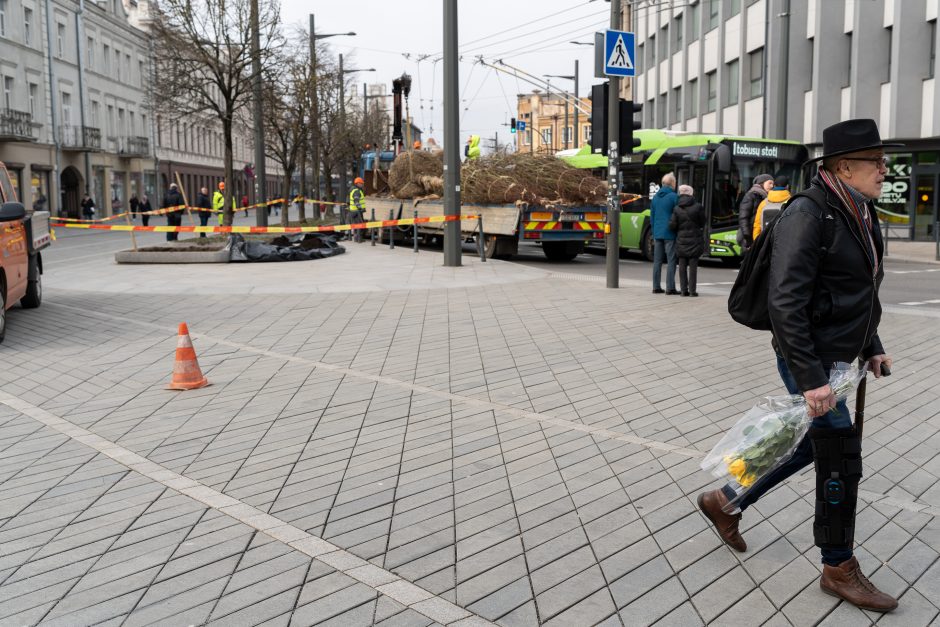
[279,0,610,149]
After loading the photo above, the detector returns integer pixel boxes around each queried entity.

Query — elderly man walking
[650,172,679,295]
[698,119,899,612]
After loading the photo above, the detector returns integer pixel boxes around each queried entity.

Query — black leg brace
[810,426,863,550]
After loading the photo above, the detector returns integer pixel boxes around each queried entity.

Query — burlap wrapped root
[388,151,444,198]
[388,152,607,205]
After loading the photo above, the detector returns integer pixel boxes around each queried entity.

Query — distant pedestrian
[139,194,152,227]
[196,186,212,237]
[737,174,773,251]
[80,192,96,220]
[129,193,140,221]
[213,182,235,226]
[465,135,480,161]
[163,183,184,242]
[34,192,47,212]
[242,194,249,217]
[347,177,367,243]
[753,175,792,241]
[650,172,679,295]
[671,184,706,297]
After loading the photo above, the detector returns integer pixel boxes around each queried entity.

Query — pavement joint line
[41,301,939,520]
[0,390,497,627]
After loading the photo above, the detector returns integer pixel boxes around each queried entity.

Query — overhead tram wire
[426,1,598,58]
[454,10,608,58]
[485,22,607,60]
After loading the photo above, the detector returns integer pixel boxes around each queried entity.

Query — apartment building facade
[515,91,591,154]
[633,0,940,240]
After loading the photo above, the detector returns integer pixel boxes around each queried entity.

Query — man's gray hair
[678,184,694,196]
[662,171,676,187]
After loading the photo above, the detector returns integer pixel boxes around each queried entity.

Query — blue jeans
[652,239,677,291]
[722,354,854,566]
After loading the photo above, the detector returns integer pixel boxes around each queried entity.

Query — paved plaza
[1,240,939,626]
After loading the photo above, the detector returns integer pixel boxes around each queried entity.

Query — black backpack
[728,187,832,330]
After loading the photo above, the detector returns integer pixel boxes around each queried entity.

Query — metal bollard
[478,215,486,262]
[413,210,419,253]
[389,209,395,249]
[371,208,376,246]
[935,221,939,261]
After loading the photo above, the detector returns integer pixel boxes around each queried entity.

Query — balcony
[119,136,150,157]
[60,125,102,151]
[0,109,38,141]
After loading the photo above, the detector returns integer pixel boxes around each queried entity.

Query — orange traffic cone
[167,323,209,390]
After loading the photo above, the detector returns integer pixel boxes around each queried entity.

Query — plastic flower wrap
[701,361,866,509]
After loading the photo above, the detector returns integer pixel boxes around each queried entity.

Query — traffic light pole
[606,0,621,289]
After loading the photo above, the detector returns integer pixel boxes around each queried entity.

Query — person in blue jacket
[650,172,679,294]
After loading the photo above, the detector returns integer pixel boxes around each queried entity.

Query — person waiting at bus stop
[737,173,774,251]
[650,172,679,295]
[347,177,367,243]
[671,184,705,297]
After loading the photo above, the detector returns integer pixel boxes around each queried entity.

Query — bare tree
[263,47,306,227]
[150,0,281,225]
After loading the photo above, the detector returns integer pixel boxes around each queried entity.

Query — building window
[748,48,763,98]
[688,78,698,118]
[674,15,683,48]
[139,60,145,86]
[562,126,572,146]
[672,86,681,124]
[649,34,656,65]
[87,38,95,67]
[929,20,936,79]
[885,27,892,83]
[57,23,65,57]
[103,45,110,72]
[114,49,121,81]
[707,0,720,31]
[691,2,700,39]
[541,127,552,148]
[91,100,99,126]
[61,92,71,125]
[725,59,739,106]
[729,0,741,17]
[0,0,6,37]
[3,76,12,110]
[646,98,654,127]
[125,54,131,79]
[845,33,852,87]
[659,26,668,60]
[706,71,717,112]
[637,43,644,71]
[657,94,666,126]
[28,83,37,116]
[583,125,591,142]
[24,7,32,45]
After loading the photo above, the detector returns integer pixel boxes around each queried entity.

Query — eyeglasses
[843,156,889,169]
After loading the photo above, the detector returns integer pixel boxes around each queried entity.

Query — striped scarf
[818,168,878,275]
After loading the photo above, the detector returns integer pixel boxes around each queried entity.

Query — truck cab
[1,161,50,343]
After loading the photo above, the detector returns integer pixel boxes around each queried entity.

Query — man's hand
[869,354,893,378]
[804,384,837,418]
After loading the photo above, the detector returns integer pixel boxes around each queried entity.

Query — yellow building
[515,91,592,154]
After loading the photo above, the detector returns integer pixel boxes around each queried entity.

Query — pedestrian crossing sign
[604,29,635,77]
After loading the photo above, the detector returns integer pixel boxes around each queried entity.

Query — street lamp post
[309,15,355,220]
[337,53,375,220]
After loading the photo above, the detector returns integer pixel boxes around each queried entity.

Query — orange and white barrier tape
[49,213,480,234]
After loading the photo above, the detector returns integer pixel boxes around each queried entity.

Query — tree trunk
[281,170,292,227]
[223,117,235,227]
[298,142,307,223]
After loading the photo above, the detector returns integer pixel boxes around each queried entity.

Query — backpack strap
[779,186,835,252]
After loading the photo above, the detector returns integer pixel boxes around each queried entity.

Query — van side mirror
[712,144,732,174]
[0,202,26,222]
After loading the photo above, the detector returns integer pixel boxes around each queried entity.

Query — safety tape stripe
[49,214,480,234]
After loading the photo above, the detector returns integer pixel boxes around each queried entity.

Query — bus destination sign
[730,141,802,162]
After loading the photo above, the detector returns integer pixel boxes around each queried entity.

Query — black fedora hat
[805,118,903,164]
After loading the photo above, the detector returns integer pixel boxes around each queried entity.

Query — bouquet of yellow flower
[702,362,865,508]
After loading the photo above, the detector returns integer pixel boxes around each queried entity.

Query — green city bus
[560,130,810,262]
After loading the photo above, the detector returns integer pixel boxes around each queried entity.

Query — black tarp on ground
[227,233,346,262]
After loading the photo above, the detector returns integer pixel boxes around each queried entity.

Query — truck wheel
[641,228,654,261]
[542,241,584,261]
[0,289,6,344]
[20,257,41,309]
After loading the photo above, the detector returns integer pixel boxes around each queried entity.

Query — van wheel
[0,289,6,344]
[21,257,42,309]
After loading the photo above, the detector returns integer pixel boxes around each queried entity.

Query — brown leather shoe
[697,489,747,552]
[820,557,898,612]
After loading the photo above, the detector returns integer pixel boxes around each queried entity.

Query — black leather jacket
[768,174,884,392]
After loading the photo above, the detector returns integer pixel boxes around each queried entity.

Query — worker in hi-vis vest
[347,177,366,243]
[213,181,237,225]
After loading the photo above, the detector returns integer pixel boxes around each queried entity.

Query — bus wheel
[641,229,654,261]
[542,241,584,261]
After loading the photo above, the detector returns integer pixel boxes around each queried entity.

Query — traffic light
[510,117,516,133]
[624,101,642,153]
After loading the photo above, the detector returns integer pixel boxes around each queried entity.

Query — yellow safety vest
[348,187,365,212]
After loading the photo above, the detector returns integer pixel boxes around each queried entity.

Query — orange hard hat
[218,181,225,190]
[413,140,422,149]
[353,177,364,186]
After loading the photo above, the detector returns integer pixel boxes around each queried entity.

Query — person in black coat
[670,185,705,296]
[163,184,184,242]
[139,194,152,226]
[195,187,212,238]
